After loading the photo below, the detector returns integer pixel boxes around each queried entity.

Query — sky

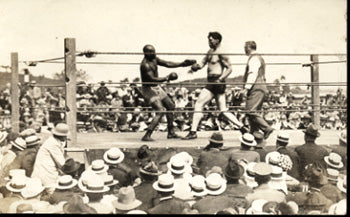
[0,0,347,91]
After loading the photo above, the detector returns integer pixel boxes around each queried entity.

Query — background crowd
[0,78,347,134]
[0,121,347,214]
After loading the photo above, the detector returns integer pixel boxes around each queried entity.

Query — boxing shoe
[141,135,155,142]
[182,131,197,140]
[239,125,250,135]
[167,132,182,139]
[264,128,274,140]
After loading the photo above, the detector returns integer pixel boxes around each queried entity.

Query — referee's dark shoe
[182,131,197,140]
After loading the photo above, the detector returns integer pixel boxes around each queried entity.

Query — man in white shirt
[240,41,274,140]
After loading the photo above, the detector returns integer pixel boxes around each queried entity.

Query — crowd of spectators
[0,121,347,214]
[0,79,347,133]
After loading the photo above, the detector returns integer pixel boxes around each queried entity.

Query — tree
[53,69,91,82]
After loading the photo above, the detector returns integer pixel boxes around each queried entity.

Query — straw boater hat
[21,178,45,198]
[246,199,269,214]
[270,166,286,181]
[0,131,8,144]
[324,153,344,169]
[78,170,96,191]
[52,123,69,137]
[99,173,119,187]
[253,162,273,177]
[10,137,27,151]
[82,174,109,193]
[19,128,36,138]
[239,133,257,147]
[205,173,227,196]
[112,186,142,211]
[56,175,78,190]
[88,159,109,174]
[265,151,281,166]
[326,168,340,182]
[5,169,26,181]
[189,175,208,197]
[276,131,290,144]
[338,130,346,146]
[103,147,125,164]
[243,162,258,188]
[167,155,187,175]
[337,176,346,193]
[152,174,176,192]
[6,175,27,193]
[25,135,41,147]
[126,210,147,214]
[328,199,346,215]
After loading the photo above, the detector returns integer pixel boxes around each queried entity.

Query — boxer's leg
[183,88,213,140]
[141,99,165,141]
[216,93,249,134]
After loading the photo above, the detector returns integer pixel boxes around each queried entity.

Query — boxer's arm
[218,54,232,81]
[141,64,169,82]
[157,57,195,68]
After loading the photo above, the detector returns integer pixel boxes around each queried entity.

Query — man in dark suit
[252,131,268,162]
[147,174,191,214]
[295,124,329,180]
[274,131,301,181]
[196,132,232,176]
[134,161,160,212]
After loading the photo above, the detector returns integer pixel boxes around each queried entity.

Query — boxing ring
[6,38,347,164]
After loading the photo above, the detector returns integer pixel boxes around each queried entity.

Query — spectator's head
[303,124,320,142]
[21,178,45,200]
[253,163,272,186]
[224,157,244,184]
[139,161,161,182]
[56,175,78,191]
[103,147,125,165]
[205,172,227,196]
[324,152,343,170]
[83,174,109,202]
[10,137,27,152]
[63,194,97,214]
[16,203,35,214]
[205,132,224,150]
[62,158,82,178]
[152,174,175,196]
[276,131,290,147]
[338,129,346,146]
[239,133,257,150]
[189,175,207,197]
[112,186,142,212]
[328,199,346,215]
[52,123,69,142]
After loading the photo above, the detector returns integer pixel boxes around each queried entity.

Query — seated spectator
[0,174,27,213]
[192,173,237,214]
[196,132,234,176]
[274,131,301,180]
[331,129,347,172]
[328,199,346,215]
[112,186,142,214]
[21,135,41,177]
[45,175,81,205]
[324,152,344,171]
[148,174,191,214]
[81,173,114,214]
[134,161,161,212]
[61,158,83,179]
[295,124,329,180]
[102,148,139,187]
[245,162,286,204]
[320,169,343,203]
[230,133,260,163]
[62,194,97,214]
[242,162,258,188]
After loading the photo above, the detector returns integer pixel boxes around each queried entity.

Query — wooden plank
[64,38,77,146]
[10,53,19,133]
[311,55,320,127]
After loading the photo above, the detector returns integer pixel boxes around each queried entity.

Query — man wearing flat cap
[245,162,286,204]
[295,124,329,180]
